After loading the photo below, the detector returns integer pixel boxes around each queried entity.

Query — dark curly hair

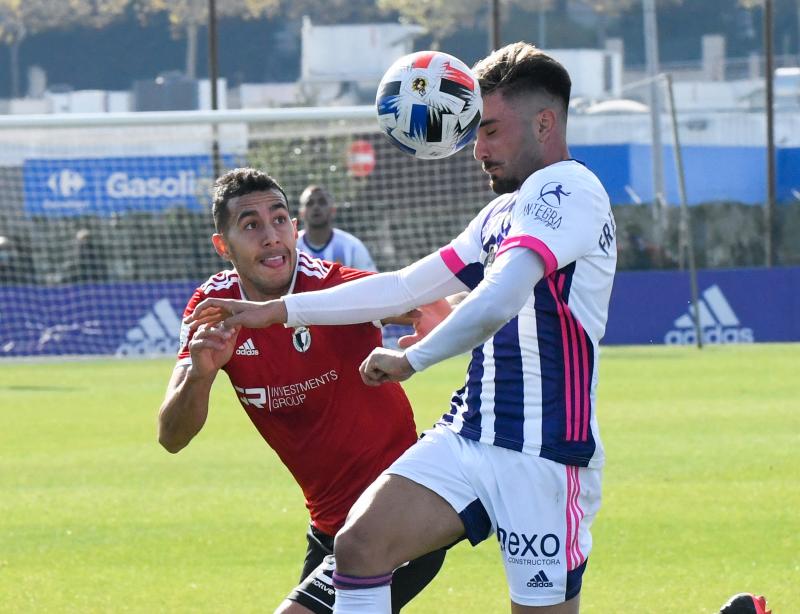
[212,167,288,232]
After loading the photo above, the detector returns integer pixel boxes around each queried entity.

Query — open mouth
[259,254,286,269]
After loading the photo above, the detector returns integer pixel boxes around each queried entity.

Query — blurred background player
[157,168,444,614]
[297,185,377,271]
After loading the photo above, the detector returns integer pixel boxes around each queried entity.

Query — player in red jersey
[157,168,445,613]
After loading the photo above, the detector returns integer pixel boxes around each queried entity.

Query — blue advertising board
[604,267,800,345]
[23,155,237,217]
[0,282,198,357]
[1,268,797,358]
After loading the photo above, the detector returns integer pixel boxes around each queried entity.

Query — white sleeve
[405,247,544,372]
[498,165,608,275]
[283,251,469,326]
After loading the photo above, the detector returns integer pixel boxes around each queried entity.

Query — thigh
[335,428,477,574]
[482,455,602,608]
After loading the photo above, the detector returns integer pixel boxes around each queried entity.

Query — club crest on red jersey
[292,326,312,353]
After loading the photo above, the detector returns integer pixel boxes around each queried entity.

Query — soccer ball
[375,50,483,160]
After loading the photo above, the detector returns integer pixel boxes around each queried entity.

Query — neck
[237,276,288,303]
[542,141,571,167]
[304,226,333,249]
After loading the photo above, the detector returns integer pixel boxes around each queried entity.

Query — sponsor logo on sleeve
[598,210,616,255]
[522,181,569,230]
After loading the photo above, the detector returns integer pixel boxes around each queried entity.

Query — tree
[280,0,391,25]
[134,0,280,79]
[378,0,562,51]
[0,0,128,97]
[377,0,484,49]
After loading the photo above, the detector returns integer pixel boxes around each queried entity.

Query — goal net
[0,109,492,358]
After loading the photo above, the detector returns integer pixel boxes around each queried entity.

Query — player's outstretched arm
[402,248,545,372]
[158,323,239,453]
[184,298,288,331]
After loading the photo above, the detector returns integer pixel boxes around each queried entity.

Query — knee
[334,523,388,575]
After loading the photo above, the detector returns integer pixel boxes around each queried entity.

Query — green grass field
[1,344,798,613]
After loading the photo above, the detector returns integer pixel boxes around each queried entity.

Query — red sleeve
[176,287,205,360]
[322,262,375,288]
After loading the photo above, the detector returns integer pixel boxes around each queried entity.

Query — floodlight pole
[663,73,702,349]
[489,0,501,51]
[208,0,222,179]
[643,0,666,262]
[764,0,776,267]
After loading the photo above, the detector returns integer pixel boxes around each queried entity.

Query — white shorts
[385,425,602,607]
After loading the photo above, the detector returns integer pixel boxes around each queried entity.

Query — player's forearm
[284,252,465,326]
[158,367,214,453]
[406,248,544,371]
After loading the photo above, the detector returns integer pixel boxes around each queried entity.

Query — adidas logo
[665,285,754,345]
[526,570,554,588]
[235,338,259,356]
[115,298,181,357]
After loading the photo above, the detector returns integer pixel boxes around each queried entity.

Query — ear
[211,233,230,261]
[536,108,557,142]
[292,218,298,239]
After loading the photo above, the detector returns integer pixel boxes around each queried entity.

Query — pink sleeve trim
[495,235,558,275]
[439,245,466,274]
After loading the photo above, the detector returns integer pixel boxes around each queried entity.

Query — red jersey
[177,252,417,535]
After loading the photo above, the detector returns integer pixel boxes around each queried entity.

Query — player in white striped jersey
[297,185,377,272]
[185,43,616,613]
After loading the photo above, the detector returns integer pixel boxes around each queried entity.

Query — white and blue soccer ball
[376,51,483,160]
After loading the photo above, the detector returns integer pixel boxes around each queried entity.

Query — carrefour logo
[48,169,85,197]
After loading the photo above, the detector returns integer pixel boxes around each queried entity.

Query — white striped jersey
[438,160,616,468]
[297,228,377,272]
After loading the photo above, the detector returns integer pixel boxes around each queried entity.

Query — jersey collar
[233,249,302,300]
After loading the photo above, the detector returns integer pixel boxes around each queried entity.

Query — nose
[261,223,282,245]
[473,133,488,161]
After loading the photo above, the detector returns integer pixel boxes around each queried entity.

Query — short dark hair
[299,184,332,206]
[212,167,288,232]
[473,42,571,115]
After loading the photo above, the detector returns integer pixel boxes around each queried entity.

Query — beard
[489,175,521,195]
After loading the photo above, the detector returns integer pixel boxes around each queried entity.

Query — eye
[274,215,288,225]
[243,220,258,230]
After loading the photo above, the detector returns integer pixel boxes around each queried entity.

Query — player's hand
[184,298,287,331]
[396,299,452,349]
[360,347,415,386]
[188,322,241,378]
[380,308,422,326]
